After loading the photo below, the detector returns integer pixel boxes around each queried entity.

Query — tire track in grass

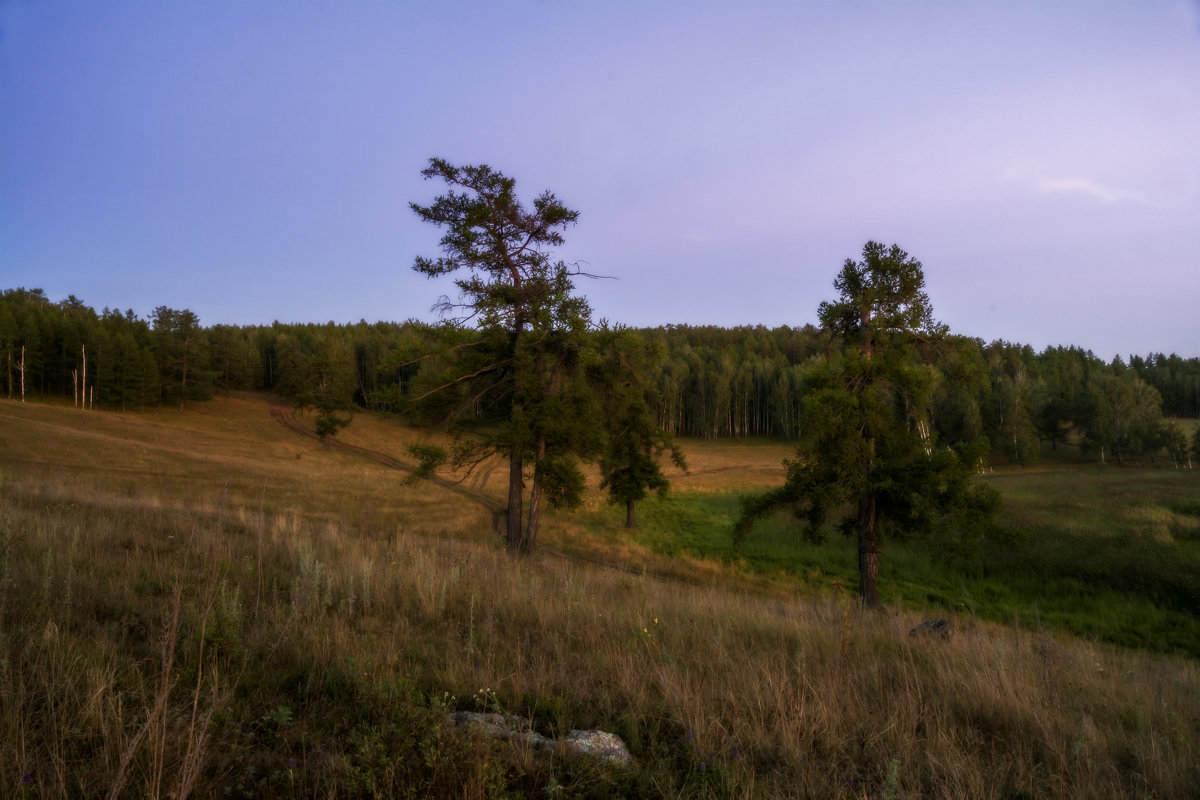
[270,405,727,587]
[270,405,506,514]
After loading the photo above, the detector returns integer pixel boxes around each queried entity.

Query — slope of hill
[1,394,1197,798]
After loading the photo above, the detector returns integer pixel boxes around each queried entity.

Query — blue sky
[1,0,1198,359]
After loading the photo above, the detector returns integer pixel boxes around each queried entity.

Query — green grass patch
[607,468,1200,657]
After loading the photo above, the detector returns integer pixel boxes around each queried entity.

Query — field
[599,468,1200,657]
[1,395,1198,798]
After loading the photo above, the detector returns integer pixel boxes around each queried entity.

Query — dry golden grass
[2,396,1198,798]
[664,438,791,492]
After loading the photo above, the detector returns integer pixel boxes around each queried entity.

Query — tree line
[3,288,1198,468]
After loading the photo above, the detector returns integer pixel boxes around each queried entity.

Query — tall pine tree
[736,242,998,608]
[408,159,600,554]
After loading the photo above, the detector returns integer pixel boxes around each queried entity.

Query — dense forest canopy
[3,286,1198,467]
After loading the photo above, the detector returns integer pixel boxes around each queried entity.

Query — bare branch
[407,358,513,403]
[566,260,617,280]
[394,338,486,370]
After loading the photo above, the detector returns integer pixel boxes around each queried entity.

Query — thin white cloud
[1035,177,1154,206]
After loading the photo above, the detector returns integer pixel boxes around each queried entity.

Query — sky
[1,0,1198,360]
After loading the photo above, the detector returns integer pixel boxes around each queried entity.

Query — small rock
[564,730,634,765]
[445,712,633,765]
[448,711,547,745]
[909,617,952,639]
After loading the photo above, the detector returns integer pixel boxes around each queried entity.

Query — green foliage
[345,715,512,800]
[1129,352,1200,418]
[983,341,1040,465]
[408,159,600,553]
[296,332,356,444]
[615,468,1200,657]
[1083,368,1165,464]
[1029,345,1090,451]
[595,325,688,527]
[1161,421,1190,467]
[209,323,260,395]
[931,337,988,448]
[4,286,1190,458]
[200,579,246,664]
[404,441,448,485]
[738,242,998,607]
[152,305,214,410]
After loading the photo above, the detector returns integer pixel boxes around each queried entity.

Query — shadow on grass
[606,473,1200,657]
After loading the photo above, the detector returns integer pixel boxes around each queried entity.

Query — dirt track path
[269,406,506,514]
[268,405,722,585]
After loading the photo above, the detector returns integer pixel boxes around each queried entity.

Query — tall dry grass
[1,396,1198,798]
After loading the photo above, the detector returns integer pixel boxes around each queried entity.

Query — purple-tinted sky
[2,1,1198,359]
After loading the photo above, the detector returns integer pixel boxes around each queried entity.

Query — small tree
[298,335,355,447]
[408,159,600,554]
[595,326,687,528]
[736,242,999,608]
[1162,421,1190,469]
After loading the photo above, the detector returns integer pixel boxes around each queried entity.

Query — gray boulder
[564,730,633,765]
[445,711,633,765]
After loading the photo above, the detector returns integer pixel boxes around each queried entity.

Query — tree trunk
[853,309,882,609]
[506,321,528,554]
[625,498,637,529]
[857,495,881,609]
[506,452,524,553]
[520,351,557,555]
[179,339,189,412]
[524,439,545,555]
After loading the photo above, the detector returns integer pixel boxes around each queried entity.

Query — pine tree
[298,334,355,446]
[595,326,687,528]
[152,307,211,410]
[408,159,600,554]
[736,242,999,608]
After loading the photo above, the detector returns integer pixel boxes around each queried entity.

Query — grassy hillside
[1,395,1198,798]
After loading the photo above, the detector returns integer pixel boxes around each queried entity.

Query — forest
[3,285,1198,469]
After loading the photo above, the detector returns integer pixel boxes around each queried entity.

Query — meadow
[593,466,1200,658]
[1,395,1198,798]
